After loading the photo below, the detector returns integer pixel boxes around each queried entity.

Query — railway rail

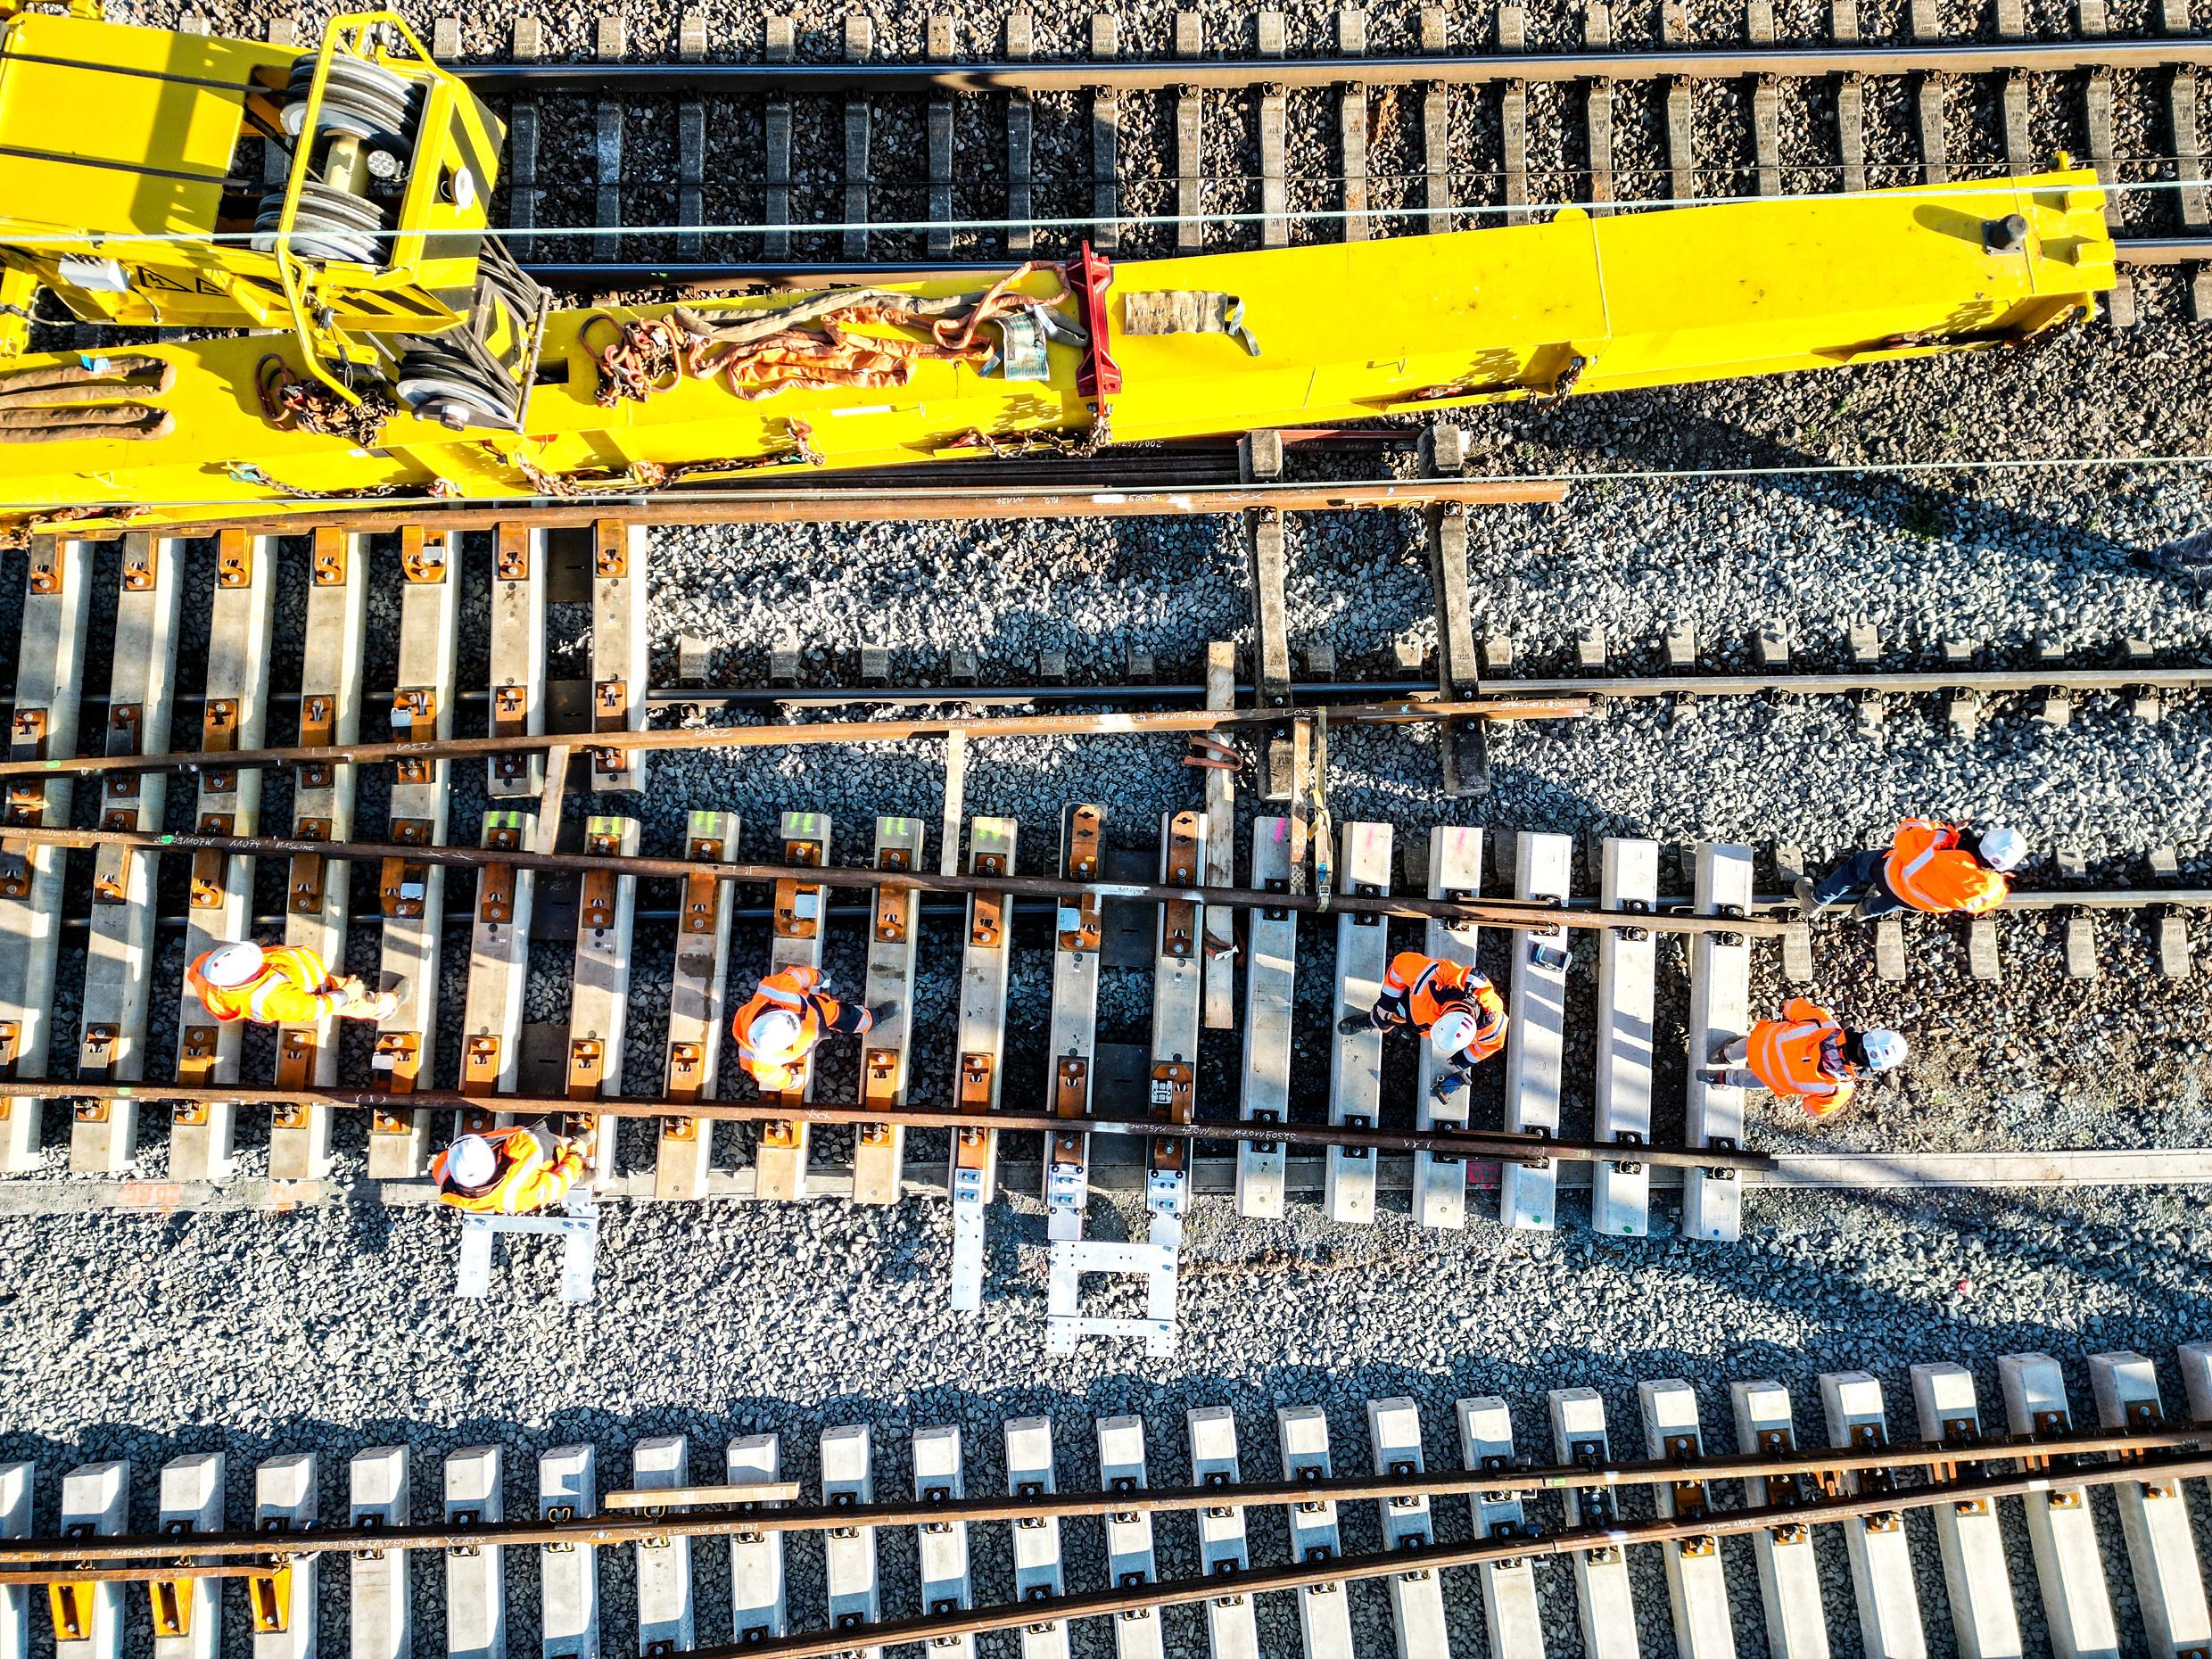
[393,4,2212,323]
[0,520,2203,1340]
[1,1346,2208,1658]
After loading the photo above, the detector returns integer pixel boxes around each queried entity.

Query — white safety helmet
[446,1134,498,1191]
[1430,1008,1480,1059]
[1977,826,2027,872]
[1860,1028,1909,1072]
[201,941,265,987]
[747,1008,804,1061]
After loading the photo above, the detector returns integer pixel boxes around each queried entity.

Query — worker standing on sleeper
[1338,950,1510,1102]
[433,1123,595,1215]
[732,964,897,1094]
[1797,819,2026,920]
[1704,996,1907,1118]
[186,940,397,1025]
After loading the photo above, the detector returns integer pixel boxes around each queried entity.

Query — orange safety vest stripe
[1747,1000,1852,1098]
[732,968,844,1089]
[433,1126,583,1214]
[1885,821,2009,915]
[187,945,337,1023]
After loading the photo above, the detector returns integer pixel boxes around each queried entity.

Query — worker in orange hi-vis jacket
[1796,820,2026,921]
[1336,948,1522,1103]
[431,1122,596,1215]
[1703,996,1908,1118]
[730,963,899,1094]
[186,940,396,1025]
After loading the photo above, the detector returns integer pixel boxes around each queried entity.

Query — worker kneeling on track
[1338,949,1509,1102]
[1796,819,2026,921]
[187,940,397,1025]
[1704,995,1907,1118]
[433,1122,596,1215]
[732,964,898,1094]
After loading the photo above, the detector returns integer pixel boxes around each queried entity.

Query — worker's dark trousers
[1809,850,1912,920]
[813,997,872,1036]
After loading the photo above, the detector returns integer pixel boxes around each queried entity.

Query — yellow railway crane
[0,4,2117,534]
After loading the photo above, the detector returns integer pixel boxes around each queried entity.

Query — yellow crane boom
[0,4,2117,534]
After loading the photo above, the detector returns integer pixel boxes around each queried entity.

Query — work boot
[1337,1012,1374,1036]
[1851,895,1886,922]
[1793,877,1828,917]
[866,1001,902,1028]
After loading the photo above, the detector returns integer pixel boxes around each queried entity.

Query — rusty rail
[4,1424,2198,1573]
[27,1077,1777,1172]
[0,694,1589,785]
[0,822,1779,938]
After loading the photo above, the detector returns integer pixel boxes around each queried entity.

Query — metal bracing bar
[24,1430,2212,1573]
[0,692,1593,782]
[55,535,172,1174]
[0,1069,1789,1172]
[166,531,276,1183]
[268,527,367,1180]
[656,810,739,1200]
[0,822,1784,939]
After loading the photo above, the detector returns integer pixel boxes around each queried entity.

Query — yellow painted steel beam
[0,171,2112,531]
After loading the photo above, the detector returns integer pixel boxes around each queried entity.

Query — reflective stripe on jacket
[186,944,345,1026]
[432,1125,586,1215]
[1746,995,1857,1114]
[1380,951,1508,1063]
[730,964,838,1092]
[1884,819,2009,915]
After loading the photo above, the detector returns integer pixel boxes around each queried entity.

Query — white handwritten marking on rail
[1098,715,1137,731]
[1088,493,1127,504]
[1094,884,1151,898]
